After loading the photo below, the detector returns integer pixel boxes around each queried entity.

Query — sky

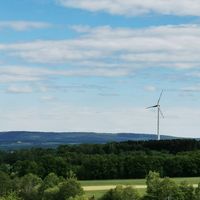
[1,0,200,137]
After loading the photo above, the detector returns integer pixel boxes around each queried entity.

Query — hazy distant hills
[0,131,179,150]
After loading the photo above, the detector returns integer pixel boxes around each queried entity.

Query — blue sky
[1,0,200,137]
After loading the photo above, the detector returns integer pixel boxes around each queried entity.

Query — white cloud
[1,24,200,72]
[0,65,130,84]
[7,85,33,94]
[0,21,51,31]
[57,0,200,16]
[41,96,56,101]
[0,75,41,83]
[181,85,200,92]
[0,66,43,83]
[145,86,156,92]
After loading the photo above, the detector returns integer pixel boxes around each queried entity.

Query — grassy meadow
[80,177,200,198]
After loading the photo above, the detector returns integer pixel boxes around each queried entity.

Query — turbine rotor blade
[157,90,164,105]
[159,107,164,118]
[146,105,158,109]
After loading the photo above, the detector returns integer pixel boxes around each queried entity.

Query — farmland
[81,177,200,198]
[80,177,200,186]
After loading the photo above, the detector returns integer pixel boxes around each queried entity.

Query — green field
[80,177,200,186]
[80,177,200,199]
[80,179,146,186]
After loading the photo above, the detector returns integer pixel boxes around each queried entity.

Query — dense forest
[0,139,200,180]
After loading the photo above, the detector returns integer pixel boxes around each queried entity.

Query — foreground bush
[0,193,21,200]
[58,179,84,200]
[100,185,140,200]
[144,171,199,200]
[69,195,89,200]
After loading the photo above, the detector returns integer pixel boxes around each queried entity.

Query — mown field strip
[80,177,200,187]
[83,185,146,191]
[83,184,199,191]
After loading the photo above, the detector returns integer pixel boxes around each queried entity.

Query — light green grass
[80,177,200,199]
[80,179,146,186]
[80,177,200,186]
[171,177,200,184]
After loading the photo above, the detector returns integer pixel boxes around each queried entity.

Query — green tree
[122,187,140,200]
[145,171,161,200]
[0,171,12,196]
[42,186,59,200]
[100,186,140,200]
[13,161,39,177]
[0,164,11,174]
[19,173,42,200]
[58,179,84,200]
[145,171,184,200]
[66,170,77,180]
[0,193,21,200]
[39,173,60,193]
[195,183,200,200]
[11,177,21,194]
[179,181,195,200]
[158,178,183,200]
[68,195,89,200]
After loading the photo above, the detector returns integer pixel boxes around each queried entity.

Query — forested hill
[0,131,178,149]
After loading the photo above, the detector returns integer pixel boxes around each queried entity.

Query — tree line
[0,139,200,179]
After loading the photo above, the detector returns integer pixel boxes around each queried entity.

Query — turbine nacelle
[146,105,164,119]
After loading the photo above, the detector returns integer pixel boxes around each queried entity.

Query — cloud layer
[7,85,33,94]
[58,0,200,16]
[0,21,51,31]
[0,65,130,85]
[1,24,200,76]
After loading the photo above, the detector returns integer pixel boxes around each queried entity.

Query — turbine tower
[146,90,164,141]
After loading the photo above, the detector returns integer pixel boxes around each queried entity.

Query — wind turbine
[146,90,164,141]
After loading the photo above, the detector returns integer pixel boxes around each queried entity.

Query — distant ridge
[0,131,178,150]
